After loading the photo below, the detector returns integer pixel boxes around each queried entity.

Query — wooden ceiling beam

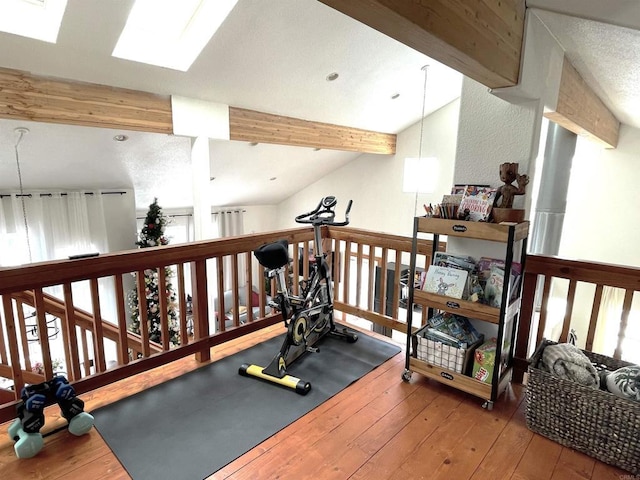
[0,67,396,154]
[0,67,173,134]
[319,0,526,89]
[229,107,396,154]
[544,57,619,148]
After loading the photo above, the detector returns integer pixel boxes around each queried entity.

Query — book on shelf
[457,186,498,222]
[433,252,476,272]
[476,257,522,306]
[476,257,522,281]
[483,266,505,308]
[451,184,490,195]
[418,270,428,290]
[422,327,466,349]
[427,312,482,346]
[423,264,468,299]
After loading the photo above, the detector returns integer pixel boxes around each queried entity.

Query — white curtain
[593,287,623,356]
[215,209,244,238]
[0,191,115,318]
[0,192,107,265]
[594,286,640,362]
[0,191,117,369]
[213,209,245,291]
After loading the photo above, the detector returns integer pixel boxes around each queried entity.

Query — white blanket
[540,343,599,389]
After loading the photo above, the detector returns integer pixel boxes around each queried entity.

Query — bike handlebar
[295,196,353,227]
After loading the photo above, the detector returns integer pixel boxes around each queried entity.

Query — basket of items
[413,312,483,375]
[526,340,640,474]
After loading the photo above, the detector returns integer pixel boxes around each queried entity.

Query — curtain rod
[137,213,193,220]
[0,191,127,198]
[135,210,247,220]
[213,209,246,214]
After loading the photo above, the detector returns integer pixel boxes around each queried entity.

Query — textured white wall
[449,77,541,301]
[454,77,542,212]
[276,99,461,236]
[103,189,138,252]
[243,205,279,234]
[560,124,640,266]
[454,10,569,216]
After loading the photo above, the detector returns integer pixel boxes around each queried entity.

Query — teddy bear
[494,162,529,209]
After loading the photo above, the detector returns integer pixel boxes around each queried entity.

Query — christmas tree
[128,198,180,346]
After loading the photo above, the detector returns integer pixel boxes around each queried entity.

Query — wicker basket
[526,340,640,474]
[414,326,482,375]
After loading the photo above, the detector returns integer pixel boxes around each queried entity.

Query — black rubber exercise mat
[92,327,401,480]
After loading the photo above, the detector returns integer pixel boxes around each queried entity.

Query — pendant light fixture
[14,126,32,263]
[411,64,430,217]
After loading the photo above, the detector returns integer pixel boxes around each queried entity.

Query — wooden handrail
[0,228,317,394]
[327,226,442,333]
[513,254,640,382]
[10,290,163,355]
[6,225,633,424]
[0,228,314,295]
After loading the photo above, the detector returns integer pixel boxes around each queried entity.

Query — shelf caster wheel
[482,400,494,411]
[402,370,412,382]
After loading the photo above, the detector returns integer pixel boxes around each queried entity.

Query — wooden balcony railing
[2,223,637,422]
[327,227,444,333]
[513,254,640,382]
[0,225,439,423]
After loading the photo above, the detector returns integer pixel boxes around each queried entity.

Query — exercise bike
[239,196,358,394]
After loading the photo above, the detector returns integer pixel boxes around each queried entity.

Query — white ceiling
[527,0,640,129]
[0,0,638,209]
[0,0,461,209]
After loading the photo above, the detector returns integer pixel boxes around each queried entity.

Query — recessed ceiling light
[391,93,400,100]
[113,0,238,71]
[113,134,129,142]
[0,0,68,43]
[326,72,339,82]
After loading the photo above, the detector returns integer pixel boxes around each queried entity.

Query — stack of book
[421,253,521,307]
[416,313,484,374]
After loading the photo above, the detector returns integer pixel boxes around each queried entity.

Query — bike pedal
[267,300,279,309]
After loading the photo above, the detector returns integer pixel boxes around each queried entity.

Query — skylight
[0,0,68,43]
[112,0,238,72]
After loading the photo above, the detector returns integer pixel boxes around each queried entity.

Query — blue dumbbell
[67,409,95,436]
[8,418,44,459]
[52,376,94,436]
[18,392,46,434]
[51,376,75,401]
[59,397,94,436]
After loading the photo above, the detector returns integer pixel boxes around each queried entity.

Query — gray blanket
[606,365,640,401]
[540,343,600,389]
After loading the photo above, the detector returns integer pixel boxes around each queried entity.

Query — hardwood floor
[0,324,629,480]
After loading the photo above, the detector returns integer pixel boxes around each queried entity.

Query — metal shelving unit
[402,217,529,410]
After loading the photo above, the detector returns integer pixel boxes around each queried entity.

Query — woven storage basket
[526,340,640,474]
[414,325,482,375]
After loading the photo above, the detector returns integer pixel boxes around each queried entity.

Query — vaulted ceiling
[0,0,638,209]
